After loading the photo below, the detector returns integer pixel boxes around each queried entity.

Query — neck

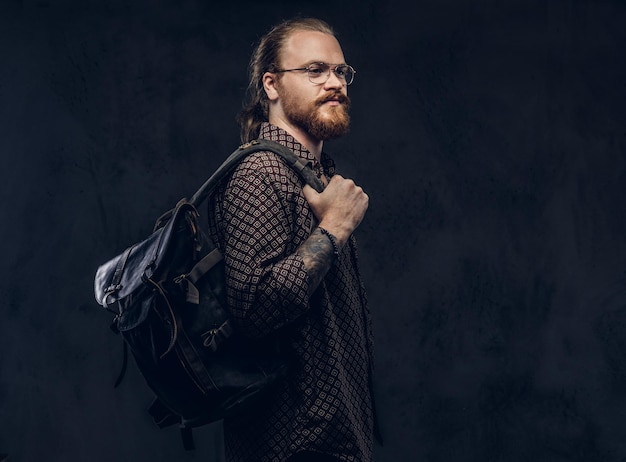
[268,115,323,160]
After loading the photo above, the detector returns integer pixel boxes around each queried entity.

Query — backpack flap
[94,200,199,311]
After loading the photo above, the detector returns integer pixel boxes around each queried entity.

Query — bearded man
[208,18,377,462]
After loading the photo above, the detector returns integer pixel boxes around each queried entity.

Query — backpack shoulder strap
[189,139,324,207]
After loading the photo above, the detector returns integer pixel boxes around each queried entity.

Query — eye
[335,66,348,77]
[307,63,326,75]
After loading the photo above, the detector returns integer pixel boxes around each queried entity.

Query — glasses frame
[274,62,356,86]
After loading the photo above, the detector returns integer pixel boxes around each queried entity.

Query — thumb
[302,184,319,203]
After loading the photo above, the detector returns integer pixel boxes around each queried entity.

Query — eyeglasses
[274,62,356,86]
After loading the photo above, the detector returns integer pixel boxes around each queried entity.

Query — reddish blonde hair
[238,18,335,143]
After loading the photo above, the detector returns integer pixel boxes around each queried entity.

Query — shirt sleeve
[219,166,311,338]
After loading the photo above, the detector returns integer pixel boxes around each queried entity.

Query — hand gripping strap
[189,139,324,207]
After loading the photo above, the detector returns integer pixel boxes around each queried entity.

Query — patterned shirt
[207,123,375,462]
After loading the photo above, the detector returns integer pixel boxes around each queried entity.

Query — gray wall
[1,1,625,461]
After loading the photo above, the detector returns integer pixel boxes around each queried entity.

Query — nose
[324,69,345,90]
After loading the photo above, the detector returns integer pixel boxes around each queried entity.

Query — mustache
[316,92,351,107]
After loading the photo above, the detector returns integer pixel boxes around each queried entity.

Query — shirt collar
[258,122,336,176]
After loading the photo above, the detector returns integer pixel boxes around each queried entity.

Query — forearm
[297,227,340,295]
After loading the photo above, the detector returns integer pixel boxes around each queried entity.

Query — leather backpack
[93,140,323,449]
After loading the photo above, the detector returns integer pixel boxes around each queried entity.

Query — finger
[302,184,319,202]
[328,174,344,185]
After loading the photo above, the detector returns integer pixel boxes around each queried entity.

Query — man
[208,17,376,462]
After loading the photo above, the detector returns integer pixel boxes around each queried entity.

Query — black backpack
[93,140,323,449]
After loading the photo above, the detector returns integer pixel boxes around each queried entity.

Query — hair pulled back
[238,18,335,143]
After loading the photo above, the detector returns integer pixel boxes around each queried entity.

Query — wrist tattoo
[297,227,337,295]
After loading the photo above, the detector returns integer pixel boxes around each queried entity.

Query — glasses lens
[307,63,329,84]
[335,65,354,85]
[306,63,355,85]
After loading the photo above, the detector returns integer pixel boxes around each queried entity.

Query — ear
[262,72,280,101]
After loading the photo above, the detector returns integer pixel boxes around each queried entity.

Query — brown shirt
[208,123,374,462]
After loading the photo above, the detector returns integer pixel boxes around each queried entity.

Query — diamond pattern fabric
[207,123,374,462]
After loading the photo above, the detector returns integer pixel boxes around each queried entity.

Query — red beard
[282,90,351,141]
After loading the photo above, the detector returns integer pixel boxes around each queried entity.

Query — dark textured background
[1,1,625,461]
